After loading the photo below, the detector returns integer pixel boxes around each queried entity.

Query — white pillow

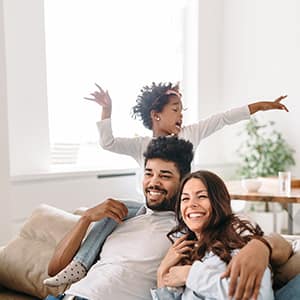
[0,204,80,299]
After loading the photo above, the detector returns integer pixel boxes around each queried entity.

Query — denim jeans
[150,287,183,300]
[275,274,300,300]
[45,294,88,300]
[74,200,142,270]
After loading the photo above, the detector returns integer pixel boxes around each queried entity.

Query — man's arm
[47,199,128,276]
[266,233,293,266]
[222,233,293,300]
[47,215,92,276]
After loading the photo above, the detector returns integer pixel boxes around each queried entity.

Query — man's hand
[248,95,288,114]
[163,265,191,287]
[83,198,128,224]
[84,83,112,119]
[221,239,270,300]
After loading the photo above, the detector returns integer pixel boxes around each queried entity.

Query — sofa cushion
[0,204,79,299]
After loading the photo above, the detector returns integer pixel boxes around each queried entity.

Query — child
[44,82,287,287]
[151,170,274,299]
[88,82,287,166]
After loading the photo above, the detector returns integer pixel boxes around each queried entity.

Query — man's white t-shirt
[65,208,176,300]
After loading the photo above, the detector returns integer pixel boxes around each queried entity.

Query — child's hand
[84,83,112,119]
[249,95,288,114]
[84,83,112,109]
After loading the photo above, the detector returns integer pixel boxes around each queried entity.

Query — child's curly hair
[131,82,180,130]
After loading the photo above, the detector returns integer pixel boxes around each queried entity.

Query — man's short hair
[143,136,193,179]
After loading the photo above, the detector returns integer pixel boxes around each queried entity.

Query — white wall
[197,0,300,178]
[193,0,225,167]
[0,0,51,245]
[4,0,50,175]
[222,0,300,177]
[0,0,12,243]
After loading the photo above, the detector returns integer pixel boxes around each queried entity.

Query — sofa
[0,204,299,300]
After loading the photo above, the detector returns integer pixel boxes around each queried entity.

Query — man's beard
[146,193,177,212]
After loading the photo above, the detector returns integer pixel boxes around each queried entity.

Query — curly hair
[143,136,193,181]
[131,82,180,130]
[168,170,264,265]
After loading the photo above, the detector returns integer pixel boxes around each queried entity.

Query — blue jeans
[74,200,142,270]
[275,274,300,300]
[45,294,88,300]
[151,287,183,300]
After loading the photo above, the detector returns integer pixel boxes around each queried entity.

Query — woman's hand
[248,95,288,114]
[157,234,194,287]
[84,83,112,119]
[163,265,191,287]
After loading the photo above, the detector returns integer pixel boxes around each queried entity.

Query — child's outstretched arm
[84,83,112,120]
[85,84,146,166]
[248,95,288,114]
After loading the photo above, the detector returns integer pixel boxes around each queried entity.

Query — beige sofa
[0,204,299,300]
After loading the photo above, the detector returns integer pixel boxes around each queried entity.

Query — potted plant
[236,117,295,179]
[236,117,296,232]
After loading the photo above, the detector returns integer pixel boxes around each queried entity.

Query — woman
[151,170,274,300]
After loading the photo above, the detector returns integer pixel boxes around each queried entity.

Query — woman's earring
[156,117,160,121]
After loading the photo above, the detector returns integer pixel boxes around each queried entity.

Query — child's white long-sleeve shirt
[97,105,250,166]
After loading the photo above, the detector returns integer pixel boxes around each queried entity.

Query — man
[46,137,291,300]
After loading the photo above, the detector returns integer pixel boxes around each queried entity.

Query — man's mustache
[145,186,167,195]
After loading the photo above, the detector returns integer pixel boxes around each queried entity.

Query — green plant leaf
[236,117,295,178]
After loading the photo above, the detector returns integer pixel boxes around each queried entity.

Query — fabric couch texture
[0,204,77,299]
[0,204,299,300]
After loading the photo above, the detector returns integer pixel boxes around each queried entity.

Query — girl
[89,82,287,166]
[151,170,274,300]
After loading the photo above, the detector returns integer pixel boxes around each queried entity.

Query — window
[44,0,197,170]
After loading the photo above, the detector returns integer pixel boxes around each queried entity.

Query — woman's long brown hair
[168,170,264,264]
